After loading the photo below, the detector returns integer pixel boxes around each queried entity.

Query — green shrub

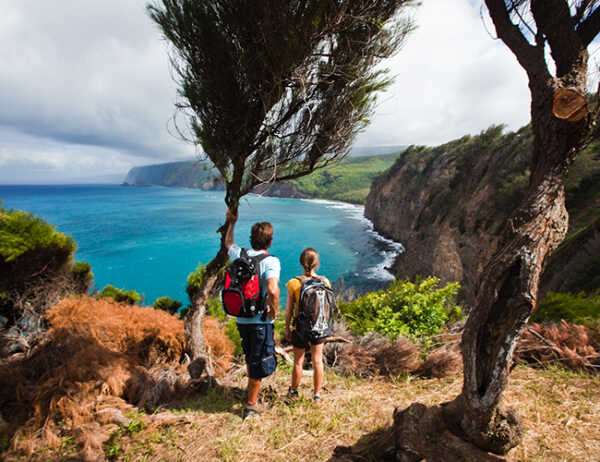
[205,296,226,320]
[0,208,92,321]
[0,208,75,263]
[340,277,462,341]
[274,318,287,343]
[186,264,207,303]
[534,292,600,327]
[99,284,142,305]
[153,296,182,314]
[72,261,93,292]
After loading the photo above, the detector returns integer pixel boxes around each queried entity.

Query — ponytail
[300,247,320,274]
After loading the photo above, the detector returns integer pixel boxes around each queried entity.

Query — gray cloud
[0,0,194,183]
[0,0,576,183]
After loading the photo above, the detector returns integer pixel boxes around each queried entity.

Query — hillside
[257,153,402,204]
[122,148,405,204]
[365,126,600,305]
[123,160,223,190]
[12,362,599,461]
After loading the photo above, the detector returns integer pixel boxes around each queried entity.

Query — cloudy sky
[0,0,543,184]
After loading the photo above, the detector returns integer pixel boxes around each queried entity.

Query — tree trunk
[184,202,239,380]
[446,167,569,454]
[444,63,590,452]
[395,53,590,457]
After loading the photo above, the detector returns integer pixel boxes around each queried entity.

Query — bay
[0,185,402,304]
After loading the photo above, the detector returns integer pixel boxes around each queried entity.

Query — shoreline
[120,185,406,284]
[122,185,406,283]
[296,197,405,282]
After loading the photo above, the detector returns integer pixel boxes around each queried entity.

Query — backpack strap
[291,276,306,323]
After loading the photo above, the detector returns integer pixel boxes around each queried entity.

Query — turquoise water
[0,185,401,305]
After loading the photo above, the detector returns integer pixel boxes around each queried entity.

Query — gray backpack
[295,277,336,340]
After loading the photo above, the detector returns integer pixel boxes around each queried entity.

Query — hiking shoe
[285,387,300,404]
[313,394,322,403]
[242,405,260,420]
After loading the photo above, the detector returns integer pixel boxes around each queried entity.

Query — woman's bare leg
[311,343,324,397]
[291,346,305,390]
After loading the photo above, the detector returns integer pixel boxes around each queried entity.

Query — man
[224,209,280,419]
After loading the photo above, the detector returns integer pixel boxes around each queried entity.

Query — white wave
[302,197,404,282]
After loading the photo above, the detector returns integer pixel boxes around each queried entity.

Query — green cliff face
[365,126,600,305]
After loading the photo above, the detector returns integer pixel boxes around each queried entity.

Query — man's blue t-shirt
[227,244,280,325]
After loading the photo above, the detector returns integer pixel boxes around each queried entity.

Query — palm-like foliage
[147,0,414,209]
[147,0,416,370]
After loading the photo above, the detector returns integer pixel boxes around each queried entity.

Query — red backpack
[221,249,269,318]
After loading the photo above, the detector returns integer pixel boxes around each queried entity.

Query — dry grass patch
[0,296,233,462]
[104,365,600,462]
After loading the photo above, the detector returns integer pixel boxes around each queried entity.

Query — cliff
[123,160,223,190]
[123,149,404,203]
[365,126,600,306]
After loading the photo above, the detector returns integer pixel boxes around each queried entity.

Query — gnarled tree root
[393,403,510,462]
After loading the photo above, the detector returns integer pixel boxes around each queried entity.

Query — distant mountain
[123,160,223,190]
[350,145,407,157]
[122,146,407,203]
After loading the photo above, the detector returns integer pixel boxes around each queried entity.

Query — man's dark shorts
[237,323,277,379]
[291,329,327,349]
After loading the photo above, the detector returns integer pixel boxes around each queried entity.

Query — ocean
[0,185,403,305]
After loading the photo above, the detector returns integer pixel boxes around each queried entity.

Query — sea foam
[300,198,404,281]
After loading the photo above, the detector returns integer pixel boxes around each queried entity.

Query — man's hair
[250,222,273,250]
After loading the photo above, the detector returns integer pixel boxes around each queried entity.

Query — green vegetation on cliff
[292,153,402,204]
[365,126,600,304]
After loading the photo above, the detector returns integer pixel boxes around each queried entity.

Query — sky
[0,0,545,184]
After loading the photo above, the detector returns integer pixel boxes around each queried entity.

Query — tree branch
[531,0,585,77]
[577,4,600,45]
[484,0,548,79]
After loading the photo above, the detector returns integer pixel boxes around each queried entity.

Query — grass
[68,365,600,462]
[291,153,402,204]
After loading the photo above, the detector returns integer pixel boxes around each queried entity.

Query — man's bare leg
[247,377,261,406]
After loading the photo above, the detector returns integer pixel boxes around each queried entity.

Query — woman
[285,247,331,402]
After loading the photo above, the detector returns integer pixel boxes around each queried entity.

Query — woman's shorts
[291,329,328,349]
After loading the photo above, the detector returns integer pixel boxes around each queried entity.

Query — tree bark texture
[395,0,596,457]
[184,191,240,380]
[448,47,590,456]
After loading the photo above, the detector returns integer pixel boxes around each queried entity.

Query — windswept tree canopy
[148,0,414,208]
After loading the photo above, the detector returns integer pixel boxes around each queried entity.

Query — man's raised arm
[224,209,237,250]
[266,277,280,320]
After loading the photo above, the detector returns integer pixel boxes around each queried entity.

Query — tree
[394,1,600,460]
[147,0,415,378]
